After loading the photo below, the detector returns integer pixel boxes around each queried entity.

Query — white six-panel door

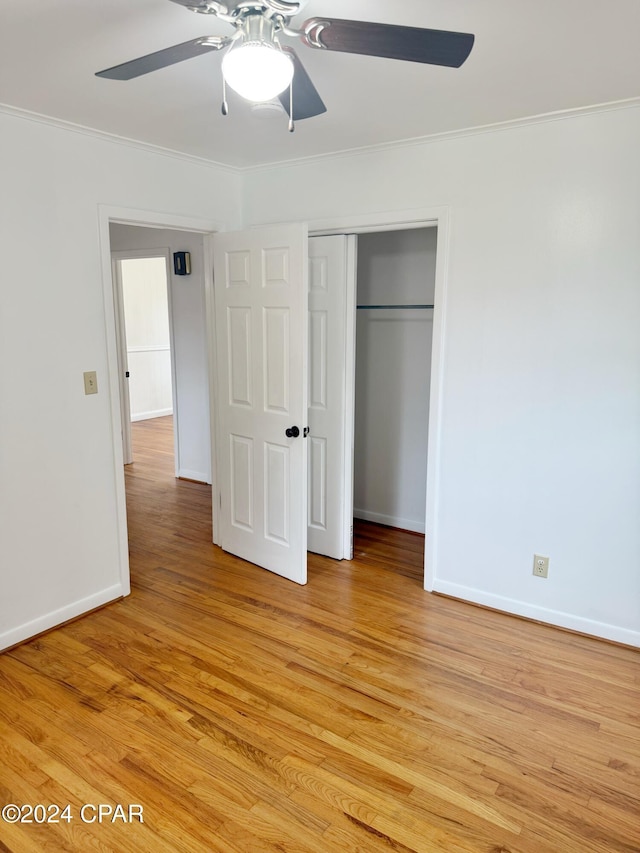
[307,235,357,559]
[213,224,309,584]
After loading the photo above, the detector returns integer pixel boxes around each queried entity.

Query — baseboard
[0,584,125,652]
[433,580,640,648]
[178,469,210,484]
[131,409,173,422]
[354,508,425,534]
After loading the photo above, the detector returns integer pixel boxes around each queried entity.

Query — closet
[353,227,437,534]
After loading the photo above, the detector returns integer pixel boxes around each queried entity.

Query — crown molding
[0,102,242,176]
[244,96,640,175]
[2,96,639,175]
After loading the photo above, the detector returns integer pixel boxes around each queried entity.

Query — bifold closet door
[307,235,356,560]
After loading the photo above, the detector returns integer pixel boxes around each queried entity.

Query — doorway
[209,222,441,586]
[352,227,436,542]
[308,207,449,592]
[109,223,212,486]
[112,251,175,467]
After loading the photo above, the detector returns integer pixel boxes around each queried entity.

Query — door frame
[111,248,177,470]
[98,205,225,590]
[307,206,450,592]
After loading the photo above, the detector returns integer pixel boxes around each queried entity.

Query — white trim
[178,468,209,484]
[423,210,450,592]
[0,585,125,652]
[0,102,240,174]
[342,236,357,560]
[131,408,173,422]
[354,509,425,535]
[99,221,132,595]
[4,96,638,175]
[203,234,221,545]
[244,98,640,174]
[105,207,227,235]
[434,581,640,649]
[164,251,181,479]
[110,256,133,465]
[99,205,225,592]
[308,206,445,237]
[127,345,171,353]
[111,248,171,260]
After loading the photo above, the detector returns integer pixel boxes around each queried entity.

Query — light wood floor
[0,416,638,852]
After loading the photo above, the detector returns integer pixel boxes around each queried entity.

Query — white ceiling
[1,0,639,168]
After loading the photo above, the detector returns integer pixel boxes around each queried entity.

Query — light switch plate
[83,371,98,395]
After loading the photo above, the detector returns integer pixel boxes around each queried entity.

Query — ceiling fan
[96,0,474,131]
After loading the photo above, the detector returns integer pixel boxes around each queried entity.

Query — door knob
[285,426,300,438]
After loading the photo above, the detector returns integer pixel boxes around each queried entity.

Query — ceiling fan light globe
[222,42,294,102]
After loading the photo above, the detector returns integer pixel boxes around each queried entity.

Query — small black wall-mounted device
[173,251,191,276]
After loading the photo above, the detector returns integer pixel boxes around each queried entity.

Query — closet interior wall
[353,227,437,534]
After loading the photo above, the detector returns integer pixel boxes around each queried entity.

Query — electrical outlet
[83,371,98,395]
[533,554,549,578]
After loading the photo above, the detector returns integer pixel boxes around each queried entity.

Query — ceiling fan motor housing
[169,0,306,21]
[239,11,282,43]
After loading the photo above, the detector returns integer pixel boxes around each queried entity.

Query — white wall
[244,104,640,646]
[121,256,173,422]
[354,229,436,532]
[0,108,240,650]
[2,101,638,651]
[110,225,212,483]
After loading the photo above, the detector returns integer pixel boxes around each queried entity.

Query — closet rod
[356,304,434,310]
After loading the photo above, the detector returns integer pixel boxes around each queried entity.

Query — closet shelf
[356,304,434,310]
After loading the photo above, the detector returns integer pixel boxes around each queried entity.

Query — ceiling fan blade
[96,36,231,80]
[278,48,326,120]
[301,18,474,68]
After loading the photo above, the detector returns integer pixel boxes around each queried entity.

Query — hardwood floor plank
[0,415,637,852]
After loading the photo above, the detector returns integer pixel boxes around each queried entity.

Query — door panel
[264,442,289,544]
[228,307,253,406]
[263,308,290,412]
[230,434,254,530]
[307,235,357,559]
[309,436,327,529]
[214,225,308,584]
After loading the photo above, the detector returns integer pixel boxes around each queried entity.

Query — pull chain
[288,78,294,132]
[221,75,229,116]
